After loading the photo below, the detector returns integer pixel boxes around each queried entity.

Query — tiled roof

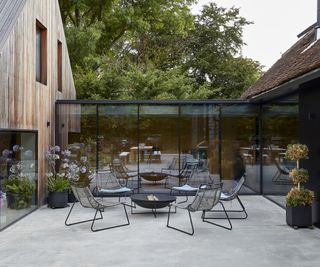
[0,0,27,51]
[241,28,320,99]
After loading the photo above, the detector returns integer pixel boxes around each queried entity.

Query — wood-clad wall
[0,0,76,205]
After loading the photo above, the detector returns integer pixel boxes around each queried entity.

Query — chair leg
[204,196,248,219]
[166,205,194,236]
[65,201,103,227]
[91,204,130,232]
[202,202,232,230]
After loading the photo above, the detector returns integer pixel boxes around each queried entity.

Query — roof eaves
[248,68,320,103]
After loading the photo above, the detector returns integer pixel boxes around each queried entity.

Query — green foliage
[59,0,262,100]
[286,187,313,207]
[289,168,309,185]
[285,143,309,161]
[4,177,35,209]
[47,175,70,192]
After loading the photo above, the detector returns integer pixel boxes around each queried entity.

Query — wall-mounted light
[61,123,65,128]
[47,121,50,127]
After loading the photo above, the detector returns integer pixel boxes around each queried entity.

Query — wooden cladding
[36,20,47,85]
[57,40,62,92]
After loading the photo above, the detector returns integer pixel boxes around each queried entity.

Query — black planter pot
[286,205,313,228]
[48,191,68,209]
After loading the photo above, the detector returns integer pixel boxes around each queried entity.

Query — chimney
[318,0,320,24]
[317,0,320,39]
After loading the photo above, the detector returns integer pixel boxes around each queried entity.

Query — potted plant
[46,146,70,208]
[66,143,93,188]
[285,143,313,228]
[2,145,36,210]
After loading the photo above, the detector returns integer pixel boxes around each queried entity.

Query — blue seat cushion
[99,187,132,194]
[171,184,198,192]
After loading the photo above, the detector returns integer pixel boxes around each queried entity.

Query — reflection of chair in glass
[272,159,292,185]
[92,171,133,198]
[167,184,232,235]
[146,147,162,164]
[65,185,130,232]
[209,175,248,219]
[164,160,197,188]
[110,159,138,187]
[161,156,186,176]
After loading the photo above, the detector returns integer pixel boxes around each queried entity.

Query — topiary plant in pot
[285,144,313,228]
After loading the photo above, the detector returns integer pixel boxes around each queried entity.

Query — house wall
[299,81,320,225]
[0,0,76,205]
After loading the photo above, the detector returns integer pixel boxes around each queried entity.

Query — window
[36,20,47,84]
[57,40,62,92]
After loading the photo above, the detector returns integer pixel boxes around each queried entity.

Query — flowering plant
[1,145,36,209]
[45,146,70,192]
[46,144,93,188]
[66,143,93,187]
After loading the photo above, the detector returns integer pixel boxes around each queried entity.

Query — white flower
[12,145,20,152]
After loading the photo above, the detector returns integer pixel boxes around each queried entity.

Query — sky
[191,0,317,70]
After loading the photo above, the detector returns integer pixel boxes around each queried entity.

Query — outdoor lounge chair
[167,184,232,235]
[92,171,133,199]
[110,159,138,187]
[65,185,130,232]
[205,175,248,220]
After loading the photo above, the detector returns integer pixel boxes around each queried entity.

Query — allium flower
[2,149,11,157]
[80,156,87,163]
[80,167,87,173]
[54,146,61,152]
[61,150,71,157]
[12,145,20,152]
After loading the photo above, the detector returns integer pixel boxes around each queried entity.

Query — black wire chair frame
[65,185,130,232]
[167,184,232,236]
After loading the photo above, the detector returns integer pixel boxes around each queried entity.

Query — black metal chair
[167,184,232,235]
[110,159,138,187]
[272,159,293,185]
[92,171,133,199]
[205,175,248,220]
[65,185,130,232]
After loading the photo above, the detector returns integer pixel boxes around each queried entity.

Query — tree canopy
[59,0,262,100]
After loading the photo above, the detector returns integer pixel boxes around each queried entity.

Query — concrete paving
[0,196,319,267]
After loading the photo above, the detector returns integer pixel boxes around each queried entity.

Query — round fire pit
[140,172,168,182]
[130,194,176,217]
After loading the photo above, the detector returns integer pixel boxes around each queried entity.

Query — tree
[185,3,262,98]
[59,0,262,100]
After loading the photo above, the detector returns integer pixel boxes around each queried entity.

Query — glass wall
[0,131,38,230]
[56,102,262,195]
[221,105,260,194]
[262,102,299,206]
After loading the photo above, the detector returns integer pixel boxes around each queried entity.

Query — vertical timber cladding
[0,0,76,205]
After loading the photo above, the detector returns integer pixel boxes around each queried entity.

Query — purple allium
[2,149,10,157]
[80,156,87,163]
[12,145,20,152]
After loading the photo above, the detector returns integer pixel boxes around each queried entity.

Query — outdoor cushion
[99,187,132,194]
[171,184,198,192]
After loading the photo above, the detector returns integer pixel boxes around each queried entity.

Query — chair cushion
[99,187,132,194]
[172,184,198,192]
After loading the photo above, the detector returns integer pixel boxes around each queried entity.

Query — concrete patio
[0,196,319,267]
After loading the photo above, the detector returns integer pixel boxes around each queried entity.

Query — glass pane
[221,105,260,194]
[56,104,97,188]
[262,103,299,206]
[0,131,38,230]
[179,104,220,187]
[98,105,138,186]
[36,28,41,82]
[139,105,179,189]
